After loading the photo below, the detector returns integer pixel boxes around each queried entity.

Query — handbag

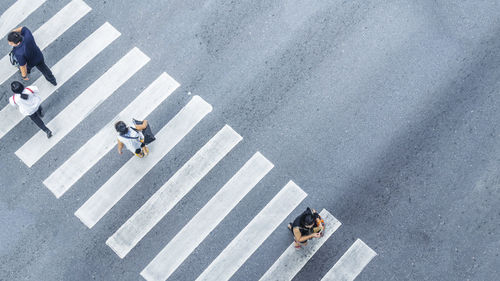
[133,119,156,145]
[9,49,19,67]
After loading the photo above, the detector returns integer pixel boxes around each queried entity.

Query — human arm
[12,26,23,33]
[8,96,17,107]
[117,139,124,154]
[19,64,28,80]
[134,119,148,130]
[293,228,320,242]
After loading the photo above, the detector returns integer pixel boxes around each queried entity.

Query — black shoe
[49,79,57,86]
[46,130,52,138]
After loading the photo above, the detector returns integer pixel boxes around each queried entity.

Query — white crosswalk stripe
[74,95,213,229]
[132,152,272,280]
[15,47,150,167]
[0,22,120,139]
[259,209,342,281]
[320,239,377,281]
[0,0,46,40]
[193,181,307,281]
[107,124,243,259]
[0,0,91,85]
[43,73,179,198]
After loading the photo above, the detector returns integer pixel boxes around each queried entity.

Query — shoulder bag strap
[120,134,140,140]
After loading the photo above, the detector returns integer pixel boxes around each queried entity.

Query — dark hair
[115,121,128,135]
[11,81,24,93]
[7,32,22,44]
[302,214,315,227]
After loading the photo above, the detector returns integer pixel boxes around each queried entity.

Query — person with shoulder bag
[7,26,57,85]
[9,81,52,138]
[115,120,150,158]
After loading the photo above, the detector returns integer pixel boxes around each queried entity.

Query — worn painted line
[0,0,91,85]
[259,209,342,281]
[74,96,212,228]
[15,47,149,167]
[320,239,377,281]
[0,22,120,139]
[43,73,179,198]
[194,181,307,281]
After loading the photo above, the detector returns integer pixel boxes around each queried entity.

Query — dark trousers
[28,60,56,84]
[29,106,50,133]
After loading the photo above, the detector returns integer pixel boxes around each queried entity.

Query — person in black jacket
[7,26,57,85]
[288,207,324,248]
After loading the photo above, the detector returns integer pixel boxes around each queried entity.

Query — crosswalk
[1,1,377,281]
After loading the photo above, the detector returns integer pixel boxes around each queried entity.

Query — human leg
[141,142,149,156]
[37,105,44,118]
[29,111,52,138]
[35,60,56,85]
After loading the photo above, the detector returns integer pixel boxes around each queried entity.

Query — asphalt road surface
[1,0,499,280]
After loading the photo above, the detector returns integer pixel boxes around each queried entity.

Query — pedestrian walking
[7,26,57,85]
[288,207,325,249]
[115,120,150,158]
[9,81,52,138]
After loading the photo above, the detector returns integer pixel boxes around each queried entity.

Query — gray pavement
[1,0,500,280]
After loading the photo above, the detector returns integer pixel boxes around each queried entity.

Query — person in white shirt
[115,120,149,158]
[9,81,52,138]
